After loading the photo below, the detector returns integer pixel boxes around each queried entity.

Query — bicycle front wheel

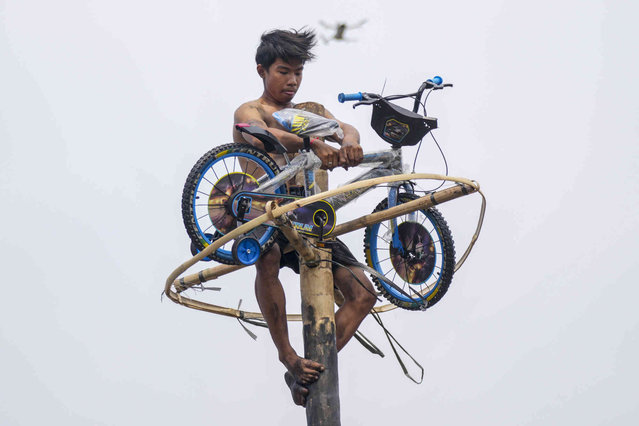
[181,143,284,264]
[364,192,456,310]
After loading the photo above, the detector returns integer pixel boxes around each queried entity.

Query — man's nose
[287,75,299,86]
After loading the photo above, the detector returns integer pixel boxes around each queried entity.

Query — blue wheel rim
[368,212,444,303]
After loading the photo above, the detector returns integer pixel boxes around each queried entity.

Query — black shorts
[275,233,358,274]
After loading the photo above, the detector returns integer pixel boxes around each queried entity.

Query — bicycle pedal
[288,185,305,197]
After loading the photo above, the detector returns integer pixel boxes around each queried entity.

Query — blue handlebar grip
[338,92,363,103]
[427,76,443,85]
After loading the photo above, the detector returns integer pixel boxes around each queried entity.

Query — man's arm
[233,103,308,152]
[234,103,342,170]
[323,108,363,169]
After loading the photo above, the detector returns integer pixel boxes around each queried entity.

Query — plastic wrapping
[273,108,344,139]
[358,149,403,169]
[257,151,322,193]
[324,150,403,210]
[326,167,395,210]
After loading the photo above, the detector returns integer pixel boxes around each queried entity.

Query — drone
[319,19,368,43]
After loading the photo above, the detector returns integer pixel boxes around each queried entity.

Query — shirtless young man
[232,29,377,407]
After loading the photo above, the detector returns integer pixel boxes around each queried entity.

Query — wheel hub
[208,172,259,234]
[389,221,436,284]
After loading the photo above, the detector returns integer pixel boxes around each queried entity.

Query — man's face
[259,58,304,104]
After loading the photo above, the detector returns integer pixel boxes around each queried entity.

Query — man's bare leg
[332,266,377,351]
[254,245,324,404]
[281,265,374,406]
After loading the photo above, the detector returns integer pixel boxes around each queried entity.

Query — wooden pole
[300,242,340,426]
[274,215,320,266]
[274,210,340,423]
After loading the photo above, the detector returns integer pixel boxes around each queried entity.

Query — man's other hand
[338,141,363,170]
[311,139,341,170]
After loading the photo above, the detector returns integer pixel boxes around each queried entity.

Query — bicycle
[178,76,485,311]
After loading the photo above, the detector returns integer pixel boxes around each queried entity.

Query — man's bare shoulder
[234,100,266,120]
[232,100,273,143]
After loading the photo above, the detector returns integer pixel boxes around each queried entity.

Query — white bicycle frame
[257,146,406,210]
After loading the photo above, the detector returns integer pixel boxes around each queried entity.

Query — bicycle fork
[386,181,416,256]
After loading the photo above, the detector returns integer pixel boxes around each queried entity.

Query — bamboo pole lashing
[165,174,484,320]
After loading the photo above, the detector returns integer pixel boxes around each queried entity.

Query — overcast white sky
[1,0,638,424]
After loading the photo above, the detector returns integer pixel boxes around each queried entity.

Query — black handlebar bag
[371,99,438,146]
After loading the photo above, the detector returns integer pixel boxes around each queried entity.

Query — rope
[301,250,425,381]
[370,310,424,384]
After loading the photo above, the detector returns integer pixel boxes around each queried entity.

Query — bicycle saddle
[235,123,288,154]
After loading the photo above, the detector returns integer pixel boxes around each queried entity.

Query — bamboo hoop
[164,173,486,320]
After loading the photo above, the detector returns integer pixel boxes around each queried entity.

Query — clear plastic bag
[273,108,344,139]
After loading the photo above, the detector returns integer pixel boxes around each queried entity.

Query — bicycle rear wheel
[182,143,284,264]
[364,192,456,310]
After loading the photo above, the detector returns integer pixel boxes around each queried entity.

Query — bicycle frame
[256,146,407,210]
[252,143,421,261]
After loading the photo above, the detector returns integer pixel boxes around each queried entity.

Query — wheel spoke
[203,172,227,196]
[240,160,261,193]
[208,166,222,189]
[221,157,236,192]
[378,235,391,244]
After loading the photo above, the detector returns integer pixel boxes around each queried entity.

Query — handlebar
[337,92,363,103]
[338,76,452,113]
[427,76,443,85]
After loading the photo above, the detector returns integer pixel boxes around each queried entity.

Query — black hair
[255,28,317,69]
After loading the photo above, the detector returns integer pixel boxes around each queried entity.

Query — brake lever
[352,93,381,108]
[352,99,377,109]
[433,83,454,90]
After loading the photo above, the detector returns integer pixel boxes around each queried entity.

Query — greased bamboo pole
[273,213,319,266]
[300,244,340,425]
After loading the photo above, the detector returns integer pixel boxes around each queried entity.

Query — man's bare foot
[282,354,325,385]
[284,372,308,407]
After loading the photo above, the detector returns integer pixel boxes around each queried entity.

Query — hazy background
[2,0,638,424]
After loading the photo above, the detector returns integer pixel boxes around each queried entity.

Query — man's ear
[257,64,266,79]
